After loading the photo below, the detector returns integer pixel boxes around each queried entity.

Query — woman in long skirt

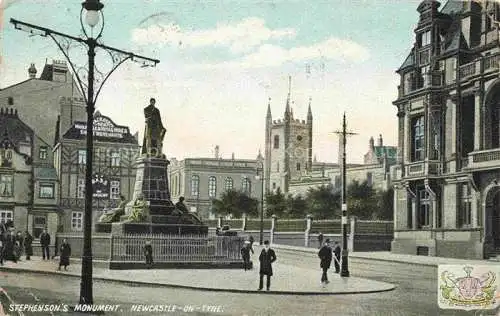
[58,239,71,271]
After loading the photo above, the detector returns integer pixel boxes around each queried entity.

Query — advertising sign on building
[74,115,129,139]
[92,173,110,198]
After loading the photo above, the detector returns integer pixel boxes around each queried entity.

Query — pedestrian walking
[4,231,17,263]
[318,239,333,284]
[15,231,23,257]
[258,240,276,291]
[58,239,71,271]
[241,241,251,271]
[0,239,3,266]
[317,232,324,249]
[40,229,51,260]
[144,241,153,268]
[23,231,33,260]
[248,235,255,254]
[333,241,341,273]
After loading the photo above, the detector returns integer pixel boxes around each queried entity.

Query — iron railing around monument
[110,234,245,262]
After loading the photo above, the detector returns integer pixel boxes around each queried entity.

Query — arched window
[191,175,199,196]
[242,177,251,194]
[208,176,217,198]
[224,177,233,191]
[273,135,279,149]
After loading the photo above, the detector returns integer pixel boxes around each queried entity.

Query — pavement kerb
[0,265,396,296]
[269,245,440,267]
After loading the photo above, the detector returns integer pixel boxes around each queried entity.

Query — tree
[265,187,287,218]
[347,180,377,219]
[211,190,259,218]
[374,187,394,220]
[285,194,308,218]
[305,184,341,219]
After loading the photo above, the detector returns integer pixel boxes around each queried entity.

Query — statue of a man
[127,194,150,222]
[142,97,166,157]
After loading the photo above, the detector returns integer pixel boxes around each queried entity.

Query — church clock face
[297,135,303,141]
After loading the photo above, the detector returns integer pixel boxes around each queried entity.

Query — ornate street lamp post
[255,161,265,245]
[11,0,159,305]
[334,112,357,278]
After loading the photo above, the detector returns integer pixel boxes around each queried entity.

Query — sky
[0,0,424,163]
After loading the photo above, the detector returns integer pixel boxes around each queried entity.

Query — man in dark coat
[318,239,333,284]
[4,231,17,263]
[317,232,324,249]
[258,240,277,291]
[175,197,189,214]
[241,241,251,271]
[58,239,71,271]
[40,229,51,260]
[144,241,153,268]
[23,231,33,260]
[333,241,341,273]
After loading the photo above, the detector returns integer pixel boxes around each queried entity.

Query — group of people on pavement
[318,239,341,284]
[0,223,72,271]
[240,236,277,291]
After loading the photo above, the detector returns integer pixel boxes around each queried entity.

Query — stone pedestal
[125,156,175,216]
[108,155,208,236]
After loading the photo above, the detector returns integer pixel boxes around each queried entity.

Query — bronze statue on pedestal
[142,97,166,157]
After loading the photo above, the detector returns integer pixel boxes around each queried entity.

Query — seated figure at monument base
[98,195,127,223]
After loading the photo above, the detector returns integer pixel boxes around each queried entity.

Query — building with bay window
[0,107,59,238]
[54,111,140,232]
[392,0,500,259]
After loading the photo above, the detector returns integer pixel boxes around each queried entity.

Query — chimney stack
[28,63,37,79]
[214,145,220,159]
[378,134,383,147]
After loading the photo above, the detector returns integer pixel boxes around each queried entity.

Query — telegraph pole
[333,112,357,277]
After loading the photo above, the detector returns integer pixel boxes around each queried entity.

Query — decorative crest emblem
[439,265,500,311]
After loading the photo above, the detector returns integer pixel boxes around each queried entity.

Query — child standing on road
[241,241,251,271]
[144,241,153,268]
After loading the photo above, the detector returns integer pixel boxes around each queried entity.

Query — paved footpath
[273,244,497,267]
[0,255,394,295]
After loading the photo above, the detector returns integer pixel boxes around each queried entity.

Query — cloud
[131,17,295,54]
[189,37,371,70]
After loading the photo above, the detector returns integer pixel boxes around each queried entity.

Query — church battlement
[0,107,19,117]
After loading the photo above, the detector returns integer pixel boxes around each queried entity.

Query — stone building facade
[168,149,263,219]
[0,108,59,239]
[54,111,140,232]
[391,0,500,259]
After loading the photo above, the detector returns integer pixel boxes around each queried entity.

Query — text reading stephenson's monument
[96,98,207,235]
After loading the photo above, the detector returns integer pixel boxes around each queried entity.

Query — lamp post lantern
[333,112,357,278]
[255,161,265,245]
[11,0,159,305]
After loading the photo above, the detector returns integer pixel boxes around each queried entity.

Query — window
[78,150,86,165]
[39,183,54,199]
[39,146,48,160]
[296,163,301,171]
[366,172,373,186]
[242,177,251,194]
[459,183,472,227]
[412,116,425,161]
[272,182,276,189]
[432,113,441,160]
[0,210,13,224]
[110,152,120,167]
[191,175,200,196]
[0,175,13,197]
[77,178,85,198]
[276,162,280,172]
[110,180,120,199]
[418,189,431,228]
[33,215,46,238]
[208,176,217,198]
[274,135,280,149]
[421,30,431,47]
[71,211,83,231]
[421,65,430,87]
[7,97,13,105]
[224,177,233,191]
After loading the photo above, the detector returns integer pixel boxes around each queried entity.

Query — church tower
[265,76,313,194]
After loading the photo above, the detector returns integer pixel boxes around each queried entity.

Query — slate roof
[0,108,33,145]
[397,48,415,72]
[440,0,465,15]
[374,146,398,160]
